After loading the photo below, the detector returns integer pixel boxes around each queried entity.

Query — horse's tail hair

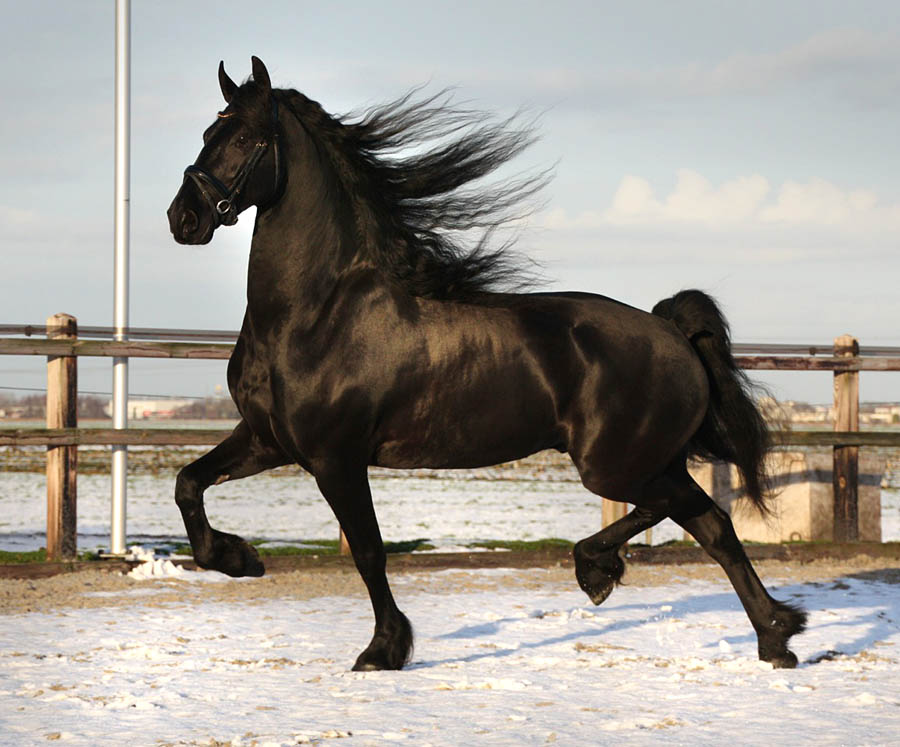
[652,289,772,514]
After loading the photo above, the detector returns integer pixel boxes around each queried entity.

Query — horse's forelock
[225,81,278,132]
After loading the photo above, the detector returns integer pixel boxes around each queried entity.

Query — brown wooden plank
[45,314,78,561]
[775,430,900,447]
[5,337,900,371]
[832,334,860,542]
[339,527,351,556]
[5,337,900,369]
[833,446,860,541]
[602,497,628,528]
[0,428,233,446]
[0,338,233,359]
[2,426,900,448]
[735,355,900,371]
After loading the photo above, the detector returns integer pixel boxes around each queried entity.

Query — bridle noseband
[183,98,282,227]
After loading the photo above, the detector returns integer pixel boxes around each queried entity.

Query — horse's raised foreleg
[645,463,808,668]
[315,465,413,671]
[175,420,288,577]
[574,506,665,605]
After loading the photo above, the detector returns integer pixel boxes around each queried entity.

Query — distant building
[763,399,900,427]
[103,398,195,420]
[862,404,900,425]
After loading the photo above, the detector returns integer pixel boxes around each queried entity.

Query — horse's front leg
[574,506,665,605]
[315,464,413,671]
[175,420,288,577]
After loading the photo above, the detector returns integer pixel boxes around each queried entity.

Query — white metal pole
[111,0,130,555]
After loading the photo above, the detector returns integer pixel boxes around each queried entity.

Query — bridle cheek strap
[184,143,268,227]
[183,98,282,228]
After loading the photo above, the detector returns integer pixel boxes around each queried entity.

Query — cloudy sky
[2,0,899,403]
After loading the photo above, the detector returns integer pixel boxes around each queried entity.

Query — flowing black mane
[275,87,547,300]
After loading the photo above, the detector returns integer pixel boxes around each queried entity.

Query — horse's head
[168,56,282,245]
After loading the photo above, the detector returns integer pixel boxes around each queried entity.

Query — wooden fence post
[602,499,628,529]
[601,501,653,544]
[46,313,78,560]
[833,334,859,542]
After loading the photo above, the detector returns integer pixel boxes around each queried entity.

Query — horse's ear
[251,56,271,95]
[219,61,238,103]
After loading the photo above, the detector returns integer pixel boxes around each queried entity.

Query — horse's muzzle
[168,187,214,245]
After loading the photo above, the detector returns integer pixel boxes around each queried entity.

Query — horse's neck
[244,128,371,330]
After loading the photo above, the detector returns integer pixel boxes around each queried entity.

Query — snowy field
[0,469,690,551]
[1,565,899,745]
[1,467,899,552]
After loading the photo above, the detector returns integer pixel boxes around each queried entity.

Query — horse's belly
[374,437,560,470]
[372,387,564,470]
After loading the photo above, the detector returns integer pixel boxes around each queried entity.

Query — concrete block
[690,450,883,543]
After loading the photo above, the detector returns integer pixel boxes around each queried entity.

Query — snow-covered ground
[1,469,899,552]
[1,565,899,745]
[0,470,687,551]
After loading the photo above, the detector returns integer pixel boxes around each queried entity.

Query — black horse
[167,57,806,671]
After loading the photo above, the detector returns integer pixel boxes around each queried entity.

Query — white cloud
[0,205,38,227]
[543,170,900,234]
[603,170,770,227]
[759,178,881,226]
[695,28,899,96]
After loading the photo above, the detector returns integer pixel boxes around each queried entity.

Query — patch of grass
[249,538,436,556]
[0,549,48,564]
[468,538,574,552]
[0,548,111,564]
[252,540,341,556]
[170,537,585,560]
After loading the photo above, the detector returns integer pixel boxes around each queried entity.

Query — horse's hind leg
[175,420,288,577]
[644,462,807,668]
[574,506,665,605]
[315,464,413,671]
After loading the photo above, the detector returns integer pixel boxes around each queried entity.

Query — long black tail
[652,290,772,513]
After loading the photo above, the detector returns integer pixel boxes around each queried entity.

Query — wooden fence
[2,317,900,560]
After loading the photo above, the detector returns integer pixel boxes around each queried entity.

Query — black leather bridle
[183,98,282,227]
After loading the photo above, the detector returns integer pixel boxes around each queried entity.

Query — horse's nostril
[181,210,198,237]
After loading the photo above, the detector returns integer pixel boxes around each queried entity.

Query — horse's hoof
[583,579,615,606]
[227,543,265,577]
[573,543,624,606]
[575,566,617,605]
[351,637,411,671]
[200,531,265,577]
[761,648,799,669]
[757,600,806,668]
[238,551,265,578]
[352,615,414,671]
[352,658,386,672]
[352,649,403,672]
